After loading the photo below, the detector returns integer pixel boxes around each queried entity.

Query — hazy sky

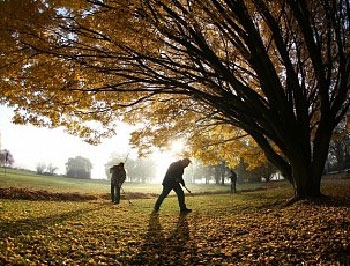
[0,105,132,179]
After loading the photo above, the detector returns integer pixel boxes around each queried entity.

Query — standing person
[154,158,192,213]
[229,169,238,193]
[110,162,127,204]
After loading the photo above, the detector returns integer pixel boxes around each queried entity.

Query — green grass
[0,168,110,193]
[0,167,286,195]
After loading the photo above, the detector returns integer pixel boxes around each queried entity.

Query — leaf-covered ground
[0,180,349,265]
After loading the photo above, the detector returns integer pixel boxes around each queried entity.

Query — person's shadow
[128,211,190,265]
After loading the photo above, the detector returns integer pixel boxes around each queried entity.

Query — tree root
[284,193,327,206]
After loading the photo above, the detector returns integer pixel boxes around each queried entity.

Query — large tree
[0,0,349,198]
[66,156,92,179]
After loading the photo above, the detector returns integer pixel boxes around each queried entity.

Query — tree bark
[290,130,330,199]
[293,166,322,198]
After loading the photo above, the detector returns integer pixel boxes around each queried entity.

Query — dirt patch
[0,187,98,201]
[0,187,161,201]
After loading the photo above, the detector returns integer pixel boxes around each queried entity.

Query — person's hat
[183,158,191,164]
[118,162,125,166]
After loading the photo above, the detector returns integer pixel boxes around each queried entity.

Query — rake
[121,187,133,205]
[184,185,194,197]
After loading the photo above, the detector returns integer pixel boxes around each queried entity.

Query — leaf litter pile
[0,180,349,265]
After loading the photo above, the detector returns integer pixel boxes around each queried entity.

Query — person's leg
[172,183,187,211]
[115,184,121,204]
[155,185,172,210]
[111,182,115,202]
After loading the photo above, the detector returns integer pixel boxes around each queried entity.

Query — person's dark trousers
[111,182,121,204]
[231,183,237,193]
[155,183,186,210]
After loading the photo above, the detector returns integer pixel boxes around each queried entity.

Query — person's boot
[180,208,192,214]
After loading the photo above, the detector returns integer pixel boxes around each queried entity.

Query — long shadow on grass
[125,211,192,265]
[0,205,108,239]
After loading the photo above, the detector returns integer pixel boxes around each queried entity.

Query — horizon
[0,105,134,179]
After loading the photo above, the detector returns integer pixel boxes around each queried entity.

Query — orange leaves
[1,0,260,158]
[0,179,349,264]
[2,0,347,192]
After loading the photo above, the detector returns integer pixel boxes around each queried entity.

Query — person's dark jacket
[162,161,186,187]
[110,165,126,186]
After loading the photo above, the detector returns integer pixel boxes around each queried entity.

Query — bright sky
[150,139,186,182]
[0,105,132,179]
[0,105,187,181]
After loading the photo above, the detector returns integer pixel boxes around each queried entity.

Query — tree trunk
[291,134,329,198]
[292,157,322,198]
[260,135,325,199]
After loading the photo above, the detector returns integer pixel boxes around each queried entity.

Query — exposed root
[284,193,328,206]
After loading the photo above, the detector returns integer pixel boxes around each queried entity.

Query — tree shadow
[127,211,190,265]
[281,194,350,208]
[0,205,108,239]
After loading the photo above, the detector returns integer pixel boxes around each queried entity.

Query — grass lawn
[0,168,278,195]
[0,169,349,265]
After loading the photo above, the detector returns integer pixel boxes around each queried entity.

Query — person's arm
[117,168,126,184]
[180,178,185,186]
[110,168,114,180]
[179,167,186,186]
[122,169,126,182]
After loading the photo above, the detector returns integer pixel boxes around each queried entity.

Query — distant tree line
[326,126,350,172]
[188,159,279,185]
[105,155,156,183]
[104,154,280,184]
[36,163,58,176]
[35,156,92,178]
[13,135,350,181]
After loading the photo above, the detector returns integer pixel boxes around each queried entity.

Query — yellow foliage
[1,0,346,177]
[0,27,270,166]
